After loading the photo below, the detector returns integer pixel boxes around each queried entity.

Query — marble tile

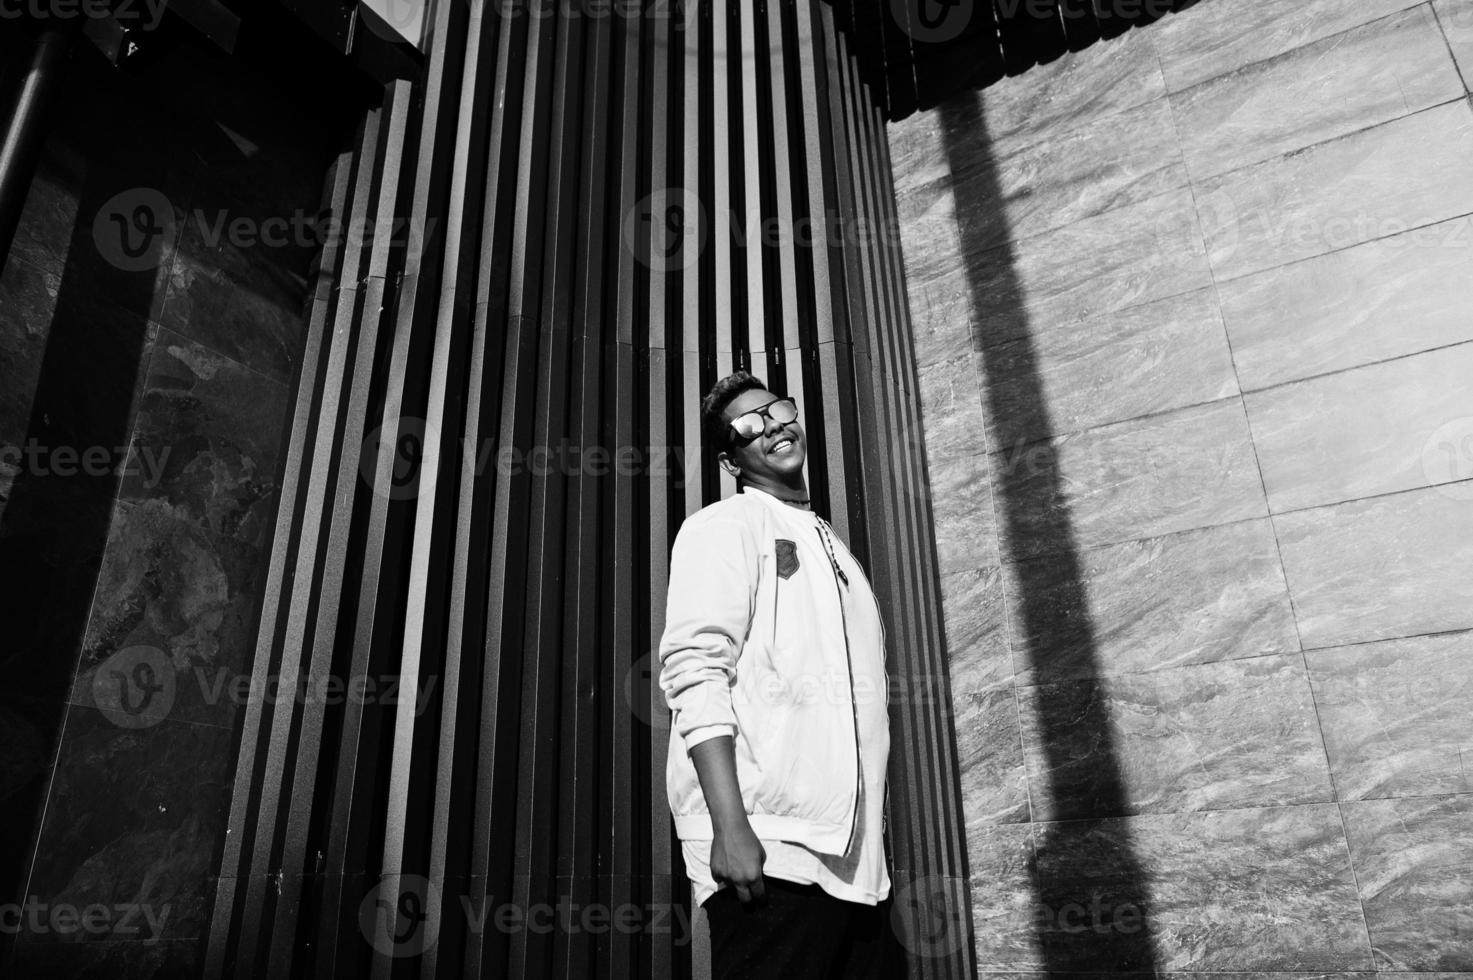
[1219,215,1473,391]
[943,566,1027,829]
[959,97,1189,251]
[1343,795,1473,970]
[66,498,266,730]
[953,685,1030,826]
[902,265,976,371]
[1029,818,1159,970]
[1003,519,1298,685]
[23,706,234,944]
[156,201,315,383]
[66,333,291,731]
[988,399,1267,562]
[1019,655,1332,820]
[1171,6,1464,180]
[916,351,987,460]
[1307,631,1473,800]
[1247,343,1473,513]
[1198,101,1473,282]
[120,331,292,505]
[895,235,978,372]
[0,256,58,445]
[1032,805,1373,971]
[965,822,1043,970]
[928,453,997,575]
[1276,486,1473,649]
[1437,0,1473,88]
[1151,0,1427,92]
[974,27,1165,150]
[887,109,950,204]
[980,287,1238,447]
[895,178,967,296]
[965,188,1214,348]
[940,565,1012,692]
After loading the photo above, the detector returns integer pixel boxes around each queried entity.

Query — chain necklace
[814,515,849,588]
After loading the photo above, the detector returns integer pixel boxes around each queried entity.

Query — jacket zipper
[819,521,863,856]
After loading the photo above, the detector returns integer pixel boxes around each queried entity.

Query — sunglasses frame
[726,396,800,447]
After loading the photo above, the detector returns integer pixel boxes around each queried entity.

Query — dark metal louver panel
[201,2,972,977]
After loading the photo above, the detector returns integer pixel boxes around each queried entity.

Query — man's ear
[718,452,741,478]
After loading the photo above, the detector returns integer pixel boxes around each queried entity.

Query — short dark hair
[701,371,767,451]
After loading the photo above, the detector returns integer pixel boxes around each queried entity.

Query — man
[658,371,902,978]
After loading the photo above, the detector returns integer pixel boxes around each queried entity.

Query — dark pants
[703,878,908,980]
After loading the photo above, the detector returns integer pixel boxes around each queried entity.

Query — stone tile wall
[890,0,1473,972]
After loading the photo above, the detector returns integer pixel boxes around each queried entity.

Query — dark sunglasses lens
[731,415,764,441]
[770,399,797,424]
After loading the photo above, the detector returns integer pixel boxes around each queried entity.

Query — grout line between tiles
[1268,476,1473,521]
[1238,337,1473,397]
[1432,0,1473,92]
[1154,0,1432,97]
[1301,624,1473,656]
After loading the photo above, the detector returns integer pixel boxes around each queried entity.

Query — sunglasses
[727,397,799,446]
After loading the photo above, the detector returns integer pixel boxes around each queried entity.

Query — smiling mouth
[768,437,795,455]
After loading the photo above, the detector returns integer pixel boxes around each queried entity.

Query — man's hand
[688,735,768,905]
[710,821,767,905]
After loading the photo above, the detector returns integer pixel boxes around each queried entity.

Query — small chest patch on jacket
[775,539,799,579]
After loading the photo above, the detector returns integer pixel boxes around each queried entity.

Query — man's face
[720,388,806,482]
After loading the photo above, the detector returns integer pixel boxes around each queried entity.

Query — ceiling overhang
[827,0,1199,120]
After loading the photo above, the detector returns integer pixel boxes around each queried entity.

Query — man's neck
[744,478,811,509]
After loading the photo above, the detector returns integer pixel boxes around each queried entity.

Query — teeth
[771,439,792,453]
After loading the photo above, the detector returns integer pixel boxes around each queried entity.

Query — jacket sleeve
[658,515,760,753]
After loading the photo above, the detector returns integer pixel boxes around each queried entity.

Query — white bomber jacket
[658,487,876,855]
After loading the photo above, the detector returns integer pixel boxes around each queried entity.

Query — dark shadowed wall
[0,26,347,978]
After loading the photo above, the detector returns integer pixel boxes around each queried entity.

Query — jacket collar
[741,485,815,516]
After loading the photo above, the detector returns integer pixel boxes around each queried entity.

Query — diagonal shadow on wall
[938,95,1159,972]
